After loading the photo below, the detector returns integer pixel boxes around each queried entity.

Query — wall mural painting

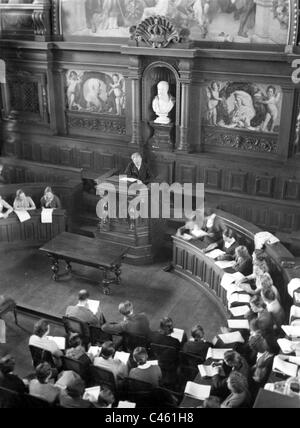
[203,81,283,134]
[66,70,126,116]
[61,0,290,45]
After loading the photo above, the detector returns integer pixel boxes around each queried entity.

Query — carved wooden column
[178,59,192,153]
[32,0,52,41]
[128,56,142,148]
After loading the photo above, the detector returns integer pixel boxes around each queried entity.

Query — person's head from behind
[204,207,214,218]
[235,245,250,260]
[0,354,15,375]
[68,333,82,349]
[16,189,26,201]
[133,347,148,366]
[227,371,248,395]
[66,378,85,399]
[160,317,174,336]
[224,351,242,369]
[261,288,276,304]
[191,324,205,342]
[250,294,266,314]
[97,388,115,408]
[100,341,116,360]
[33,319,50,338]
[249,332,269,354]
[36,362,52,384]
[78,289,89,305]
[202,396,221,408]
[119,301,133,318]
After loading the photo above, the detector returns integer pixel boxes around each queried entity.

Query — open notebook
[87,299,100,316]
[83,386,101,402]
[47,336,66,350]
[206,348,233,361]
[227,319,250,330]
[272,356,299,378]
[218,331,245,345]
[198,364,219,378]
[171,328,184,342]
[184,382,211,401]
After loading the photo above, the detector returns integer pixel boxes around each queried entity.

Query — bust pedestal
[149,121,175,152]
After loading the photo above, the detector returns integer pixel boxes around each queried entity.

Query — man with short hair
[124,153,152,185]
[93,341,128,384]
[29,362,60,404]
[102,300,150,337]
[0,354,27,394]
[29,319,63,364]
[65,289,105,327]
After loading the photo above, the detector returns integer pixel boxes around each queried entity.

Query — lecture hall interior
[1,0,300,410]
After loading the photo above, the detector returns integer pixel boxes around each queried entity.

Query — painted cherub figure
[108,74,125,116]
[207,81,222,125]
[259,86,281,132]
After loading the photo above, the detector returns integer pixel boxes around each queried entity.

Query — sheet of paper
[88,346,101,358]
[218,331,245,344]
[83,386,101,402]
[184,382,211,401]
[282,325,300,338]
[88,299,100,316]
[215,260,236,269]
[228,293,251,306]
[118,401,136,408]
[191,229,208,239]
[115,351,130,366]
[198,364,219,378]
[171,328,184,343]
[206,348,233,360]
[47,336,66,350]
[288,356,300,366]
[41,208,54,224]
[230,305,250,318]
[0,319,6,344]
[288,280,300,298]
[183,233,193,241]
[206,249,226,259]
[291,320,300,327]
[290,305,300,324]
[221,272,244,290]
[120,177,137,183]
[277,338,296,355]
[227,319,250,330]
[15,210,31,223]
[148,360,159,366]
[273,356,298,378]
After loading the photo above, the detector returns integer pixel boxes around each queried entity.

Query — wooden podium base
[149,121,175,152]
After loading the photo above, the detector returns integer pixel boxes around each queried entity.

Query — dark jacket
[149,331,181,351]
[125,161,152,184]
[102,313,150,337]
[202,216,225,247]
[183,340,212,361]
[234,257,253,276]
[0,373,27,394]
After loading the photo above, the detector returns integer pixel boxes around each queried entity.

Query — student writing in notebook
[40,186,62,209]
[13,189,36,211]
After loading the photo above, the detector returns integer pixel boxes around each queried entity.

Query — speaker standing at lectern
[124,152,152,185]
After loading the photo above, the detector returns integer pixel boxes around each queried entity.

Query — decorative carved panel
[176,163,197,183]
[229,171,248,193]
[204,128,278,154]
[204,168,222,190]
[79,150,93,169]
[133,16,181,48]
[8,80,39,114]
[67,113,126,136]
[255,176,275,197]
[284,180,300,200]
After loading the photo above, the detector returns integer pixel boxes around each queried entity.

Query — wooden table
[40,232,128,295]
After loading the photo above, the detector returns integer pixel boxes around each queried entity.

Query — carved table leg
[102,269,111,295]
[114,264,122,285]
[49,255,59,281]
[65,260,72,274]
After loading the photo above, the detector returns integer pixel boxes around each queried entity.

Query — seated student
[124,152,152,185]
[65,334,93,367]
[102,300,150,337]
[0,354,27,394]
[261,288,285,328]
[93,341,128,384]
[149,317,182,350]
[201,208,225,248]
[92,388,115,408]
[0,195,13,219]
[183,324,212,361]
[221,372,251,409]
[40,186,62,209]
[129,347,162,387]
[214,228,239,261]
[13,189,36,211]
[176,212,202,240]
[247,294,274,336]
[260,273,281,302]
[59,378,91,408]
[237,258,269,295]
[248,332,275,393]
[29,363,60,404]
[65,289,105,329]
[29,319,63,367]
[233,246,253,276]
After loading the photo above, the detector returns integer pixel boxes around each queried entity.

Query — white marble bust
[152,81,175,125]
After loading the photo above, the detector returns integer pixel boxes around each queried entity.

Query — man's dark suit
[102,313,150,337]
[148,331,181,350]
[125,161,152,185]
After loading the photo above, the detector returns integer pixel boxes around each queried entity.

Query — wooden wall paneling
[228,171,248,193]
[59,146,73,166]
[283,179,300,200]
[176,161,197,183]
[277,86,295,159]
[204,167,222,190]
[255,175,275,197]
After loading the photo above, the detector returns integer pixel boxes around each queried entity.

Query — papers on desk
[89,346,101,358]
[118,401,136,408]
[205,249,226,260]
[282,325,300,338]
[221,272,245,291]
[230,305,250,318]
[277,339,297,355]
[183,234,193,241]
[120,177,137,183]
[290,306,300,324]
[288,356,300,366]
[273,356,299,378]
[191,229,208,239]
[198,364,219,378]
[48,336,66,350]
[288,279,300,298]
[184,382,211,401]
[15,210,31,223]
[115,351,130,366]
[87,299,100,316]
[227,319,250,330]
[41,208,53,224]
[218,331,245,344]
[83,386,101,402]
[215,260,236,269]
[206,348,232,361]
[171,328,184,343]
[228,293,251,307]
[0,319,6,344]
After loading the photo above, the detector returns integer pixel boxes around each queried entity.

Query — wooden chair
[29,345,56,369]
[89,325,112,346]
[62,316,90,349]
[178,351,205,388]
[150,343,179,390]
[0,297,18,325]
[0,387,21,408]
[61,356,90,382]
[22,393,52,408]
[121,377,154,407]
[87,365,117,395]
[122,332,150,353]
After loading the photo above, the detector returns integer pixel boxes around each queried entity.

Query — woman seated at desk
[40,187,62,209]
[0,195,13,219]
[13,189,36,211]
[205,228,239,259]
[201,208,225,249]
[233,246,253,276]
